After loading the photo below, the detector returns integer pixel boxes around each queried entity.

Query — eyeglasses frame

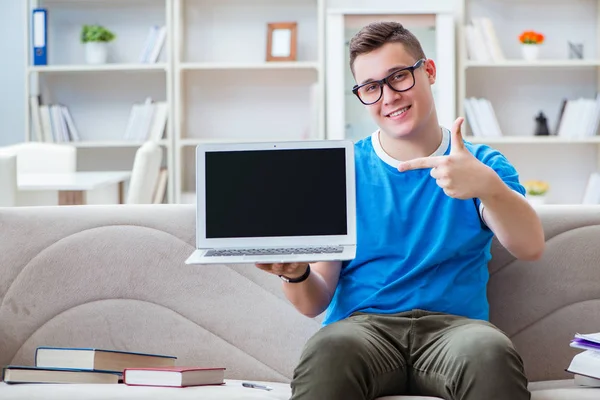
[352,58,426,105]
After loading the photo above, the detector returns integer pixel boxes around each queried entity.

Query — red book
[123,367,225,387]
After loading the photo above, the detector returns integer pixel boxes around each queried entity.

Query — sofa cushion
[0,380,290,400]
[3,379,596,400]
[0,379,442,400]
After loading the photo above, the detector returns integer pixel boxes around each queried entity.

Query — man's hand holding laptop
[255,262,309,280]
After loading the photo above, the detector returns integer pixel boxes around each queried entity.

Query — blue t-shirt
[322,128,526,326]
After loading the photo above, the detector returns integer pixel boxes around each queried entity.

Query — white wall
[0,0,25,146]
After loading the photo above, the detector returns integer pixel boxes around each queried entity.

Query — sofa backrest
[0,204,598,383]
[487,205,600,382]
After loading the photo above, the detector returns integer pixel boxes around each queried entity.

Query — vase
[85,42,108,64]
[527,194,546,206]
[521,44,540,61]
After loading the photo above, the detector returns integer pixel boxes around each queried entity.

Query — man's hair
[349,21,426,75]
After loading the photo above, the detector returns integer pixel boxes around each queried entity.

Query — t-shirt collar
[371,127,450,169]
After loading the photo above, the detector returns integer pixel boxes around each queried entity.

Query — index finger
[398,156,445,172]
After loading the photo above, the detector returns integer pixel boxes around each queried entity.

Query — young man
[256,21,545,400]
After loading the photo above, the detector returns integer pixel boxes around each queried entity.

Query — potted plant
[524,180,549,205]
[519,30,544,61]
[81,24,116,64]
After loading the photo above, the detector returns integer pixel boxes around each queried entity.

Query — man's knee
[454,323,523,373]
[298,319,372,368]
[449,322,530,400]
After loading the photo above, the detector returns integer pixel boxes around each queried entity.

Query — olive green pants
[290,310,530,400]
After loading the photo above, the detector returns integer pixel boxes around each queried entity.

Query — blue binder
[32,8,47,66]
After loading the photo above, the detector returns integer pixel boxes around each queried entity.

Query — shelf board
[465,59,600,68]
[465,136,600,144]
[28,63,168,73]
[70,140,169,148]
[179,61,320,71]
[179,138,294,146]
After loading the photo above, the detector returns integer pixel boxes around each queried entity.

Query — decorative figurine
[535,111,550,136]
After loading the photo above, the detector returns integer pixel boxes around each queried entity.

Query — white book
[139,26,159,63]
[557,100,576,138]
[61,105,80,142]
[39,105,53,143]
[152,168,168,204]
[473,97,493,137]
[582,172,600,204]
[52,105,69,142]
[587,93,600,137]
[465,24,491,62]
[478,18,505,61]
[566,350,600,380]
[480,98,502,137]
[147,26,167,63]
[123,104,140,140]
[148,102,169,141]
[137,98,156,141]
[464,98,482,137]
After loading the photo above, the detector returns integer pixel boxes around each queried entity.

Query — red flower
[519,30,544,44]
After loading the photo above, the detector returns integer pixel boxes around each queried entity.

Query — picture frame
[266,22,297,62]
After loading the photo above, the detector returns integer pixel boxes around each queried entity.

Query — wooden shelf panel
[179,61,320,71]
[29,64,168,73]
[465,136,600,144]
[465,60,600,68]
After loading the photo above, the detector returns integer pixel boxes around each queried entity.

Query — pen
[242,381,273,391]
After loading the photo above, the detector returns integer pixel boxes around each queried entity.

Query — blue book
[2,365,121,384]
[35,347,177,373]
[32,8,47,66]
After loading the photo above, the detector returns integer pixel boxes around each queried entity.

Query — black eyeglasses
[352,58,426,105]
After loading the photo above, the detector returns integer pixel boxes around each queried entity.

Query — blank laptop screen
[204,148,348,239]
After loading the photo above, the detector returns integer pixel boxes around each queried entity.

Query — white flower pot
[521,44,540,61]
[85,42,108,64]
[527,195,546,206]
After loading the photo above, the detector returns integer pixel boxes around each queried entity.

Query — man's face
[352,42,436,139]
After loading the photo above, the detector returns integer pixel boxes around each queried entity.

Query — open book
[567,332,600,382]
[570,332,600,351]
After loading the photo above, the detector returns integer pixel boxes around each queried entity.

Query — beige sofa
[0,204,599,400]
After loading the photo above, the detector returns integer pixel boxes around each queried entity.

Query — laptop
[185,140,356,265]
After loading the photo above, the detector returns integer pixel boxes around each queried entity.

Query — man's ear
[425,59,436,84]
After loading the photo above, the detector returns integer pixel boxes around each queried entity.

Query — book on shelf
[566,332,600,384]
[29,95,80,143]
[124,97,169,142]
[463,97,502,138]
[123,366,226,388]
[582,173,600,204]
[555,95,600,138]
[464,17,505,62]
[152,167,169,204]
[139,25,167,64]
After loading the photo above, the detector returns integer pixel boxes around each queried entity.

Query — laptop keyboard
[205,246,344,257]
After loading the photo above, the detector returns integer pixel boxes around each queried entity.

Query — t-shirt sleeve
[474,147,526,226]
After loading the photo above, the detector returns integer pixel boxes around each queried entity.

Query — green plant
[81,25,116,43]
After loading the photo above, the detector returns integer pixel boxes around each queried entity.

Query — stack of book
[567,332,600,387]
[2,346,225,387]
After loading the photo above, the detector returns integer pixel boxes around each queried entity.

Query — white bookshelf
[24,0,175,202]
[457,0,600,204]
[324,2,457,142]
[172,0,326,203]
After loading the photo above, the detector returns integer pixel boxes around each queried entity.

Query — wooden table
[18,171,132,205]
